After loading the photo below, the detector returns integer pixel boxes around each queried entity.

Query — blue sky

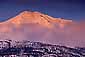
[0,0,85,22]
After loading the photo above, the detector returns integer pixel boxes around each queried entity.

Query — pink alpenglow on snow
[0,11,84,47]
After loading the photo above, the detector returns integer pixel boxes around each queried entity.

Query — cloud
[0,21,85,47]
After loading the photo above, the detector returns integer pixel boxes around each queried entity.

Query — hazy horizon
[0,0,85,47]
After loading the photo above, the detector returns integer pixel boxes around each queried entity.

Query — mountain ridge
[0,11,84,47]
[0,40,85,57]
[0,11,73,28]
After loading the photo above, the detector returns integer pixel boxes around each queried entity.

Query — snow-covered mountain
[0,11,84,47]
[0,11,72,28]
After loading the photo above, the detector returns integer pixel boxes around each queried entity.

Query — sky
[0,0,85,22]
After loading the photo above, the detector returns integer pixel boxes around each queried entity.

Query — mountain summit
[5,11,72,28]
[0,11,84,47]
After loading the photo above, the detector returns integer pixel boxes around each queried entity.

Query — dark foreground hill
[0,40,85,57]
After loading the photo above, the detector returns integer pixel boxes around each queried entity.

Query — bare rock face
[0,11,84,47]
